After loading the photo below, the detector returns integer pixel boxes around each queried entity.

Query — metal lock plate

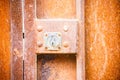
[36,19,78,53]
[44,32,62,50]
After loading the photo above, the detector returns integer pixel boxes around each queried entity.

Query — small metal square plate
[44,32,62,50]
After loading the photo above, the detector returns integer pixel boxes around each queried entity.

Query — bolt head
[63,42,69,48]
[37,41,43,47]
[37,26,43,32]
[63,25,69,32]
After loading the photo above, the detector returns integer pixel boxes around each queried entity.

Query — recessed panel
[36,0,76,19]
[37,54,76,80]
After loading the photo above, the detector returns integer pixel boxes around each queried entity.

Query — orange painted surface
[85,0,120,80]
[36,0,76,19]
[0,0,11,80]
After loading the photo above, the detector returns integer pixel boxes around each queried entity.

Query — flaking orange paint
[0,0,11,80]
[85,0,120,80]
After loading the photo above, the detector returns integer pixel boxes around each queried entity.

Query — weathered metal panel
[36,0,76,19]
[10,0,23,80]
[35,19,78,54]
[24,0,85,80]
[24,0,37,80]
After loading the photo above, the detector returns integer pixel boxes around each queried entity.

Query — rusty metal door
[11,0,85,80]
[10,0,120,80]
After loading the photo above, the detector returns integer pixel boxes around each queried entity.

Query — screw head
[45,47,48,50]
[63,42,69,48]
[58,33,61,36]
[45,33,48,36]
[37,26,43,32]
[63,25,69,32]
[37,41,43,47]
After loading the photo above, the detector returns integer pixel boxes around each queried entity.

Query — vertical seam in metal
[22,0,25,80]
[22,0,25,60]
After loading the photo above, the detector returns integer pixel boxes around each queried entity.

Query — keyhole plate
[44,32,62,50]
[36,19,78,54]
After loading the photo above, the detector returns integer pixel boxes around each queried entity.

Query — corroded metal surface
[37,54,76,80]
[0,0,11,80]
[24,0,37,80]
[85,0,120,80]
[24,0,84,80]
[35,19,78,54]
[10,0,23,80]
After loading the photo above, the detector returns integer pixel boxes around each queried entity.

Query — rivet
[45,47,48,50]
[45,33,48,36]
[58,47,61,49]
[37,26,43,32]
[63,25,69,32]
[37,41,42,47]
[58,33,61,36]
[63,42,69,48]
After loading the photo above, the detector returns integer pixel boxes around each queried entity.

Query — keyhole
[50,37,56,47]
[52,41,54,46]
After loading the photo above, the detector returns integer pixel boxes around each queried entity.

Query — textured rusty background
[0,0,11,80]
[85,0,120,80]
[1,0,120,80]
